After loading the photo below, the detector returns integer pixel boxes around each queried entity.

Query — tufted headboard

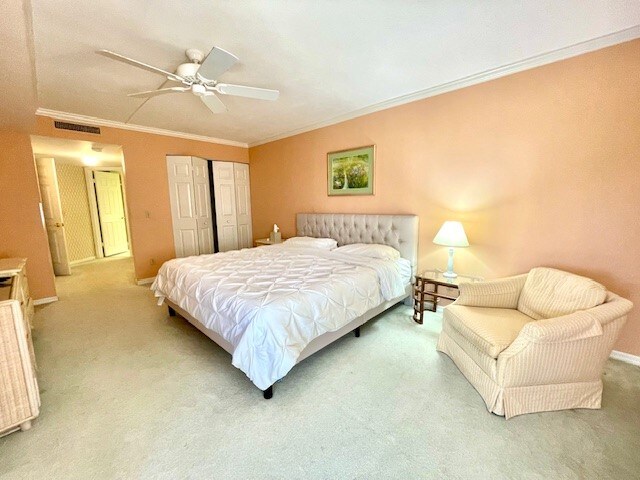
[296,213,419,274]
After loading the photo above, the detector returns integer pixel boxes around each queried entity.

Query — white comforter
[151,245,407,390]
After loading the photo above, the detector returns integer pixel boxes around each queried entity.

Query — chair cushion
[517,268,607,320]
[444,305,534,359]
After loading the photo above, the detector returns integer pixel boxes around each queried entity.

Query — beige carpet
[1,257,639,479]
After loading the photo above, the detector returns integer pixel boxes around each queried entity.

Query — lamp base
[442,247,458,279]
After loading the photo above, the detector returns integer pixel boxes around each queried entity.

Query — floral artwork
[327,145,374,196]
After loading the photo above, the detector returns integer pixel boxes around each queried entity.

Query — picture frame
[327,145,375,196]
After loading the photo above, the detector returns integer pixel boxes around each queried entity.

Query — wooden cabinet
[0,258,40,437]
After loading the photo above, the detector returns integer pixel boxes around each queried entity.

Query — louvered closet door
[191,157,214,255]
[213,161,238,252]
[233,163,253,249]
[167,156,199,257]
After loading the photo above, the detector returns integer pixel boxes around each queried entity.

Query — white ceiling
[31,135,123,167]
[25,1,640,145]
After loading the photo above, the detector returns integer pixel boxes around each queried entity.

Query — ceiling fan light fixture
[191,84,207,97]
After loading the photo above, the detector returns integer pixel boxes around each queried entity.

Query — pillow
[283,236,338,250]
[334,243,401,260]
[517,267,607,320]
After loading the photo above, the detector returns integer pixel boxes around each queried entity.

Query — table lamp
[433,221,469,278]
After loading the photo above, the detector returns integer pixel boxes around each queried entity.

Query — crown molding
[35,108,248,148]
[249,25,640,147]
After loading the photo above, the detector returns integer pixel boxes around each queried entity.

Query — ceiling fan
[96,46,279,115]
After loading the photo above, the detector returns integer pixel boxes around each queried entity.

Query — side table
[413,269,482,324]
[254,238,285,247]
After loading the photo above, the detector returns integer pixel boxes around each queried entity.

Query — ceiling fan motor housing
[175,62,201,82]
[185,48,205,63]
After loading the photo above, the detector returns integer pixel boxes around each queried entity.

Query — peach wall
[249,39,640,356]
[0,128,56,299]
[34,117,249,281]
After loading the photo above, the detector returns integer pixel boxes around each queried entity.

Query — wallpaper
[55,163,96,262]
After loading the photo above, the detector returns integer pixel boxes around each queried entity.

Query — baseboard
[610,350,640,367]
[136,276,156,286]
[33,296,58,305]
[70,256,96,266]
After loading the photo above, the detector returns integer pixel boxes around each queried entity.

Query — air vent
[54,121,101,135]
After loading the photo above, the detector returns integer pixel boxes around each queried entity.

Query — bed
[151,213,419,398]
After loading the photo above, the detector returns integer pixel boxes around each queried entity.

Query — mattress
[151,245,408,389]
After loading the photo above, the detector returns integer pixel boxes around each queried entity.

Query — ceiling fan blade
[201,93,227,114]
[97,49,184,82]
[127,87,189,98]
[197,46,238,81]
[215,83,280,101]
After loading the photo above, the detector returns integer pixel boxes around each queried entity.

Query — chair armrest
[496,295,632,387]
[517,293,633,344]
[454,274,527,309]
[518,310,603,344]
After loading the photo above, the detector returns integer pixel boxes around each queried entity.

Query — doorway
[31,136,131,275]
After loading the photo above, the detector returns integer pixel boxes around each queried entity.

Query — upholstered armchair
[436,267,633,419]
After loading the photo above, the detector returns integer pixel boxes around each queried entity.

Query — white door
[191,157,214,255]
[213,161,238,252]
[36,158,71,275]
[94,171,129,257]
[234,163,253,249]
[167,156,199,257]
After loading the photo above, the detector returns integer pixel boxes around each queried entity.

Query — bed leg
[263,386,273,400]
[354,326,360,338]
[168,306,176,317]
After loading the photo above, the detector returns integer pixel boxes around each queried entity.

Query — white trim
[136,276,156,286]
[610,350,640,367]
[33,296,58,305]
[249,25,640,147]
[36,108,248,148]
[84,167,105,259]
[69,256,96,266]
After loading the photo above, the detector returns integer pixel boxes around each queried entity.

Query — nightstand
[413,269,482,324]
[254,238,284,247]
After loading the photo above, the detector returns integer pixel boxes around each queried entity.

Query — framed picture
[327,145,375,196]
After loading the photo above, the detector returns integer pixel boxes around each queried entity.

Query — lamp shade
[433,221,469,247]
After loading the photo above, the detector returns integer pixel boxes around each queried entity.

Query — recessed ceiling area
[21,1,640,145]
[31,136,123,168]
